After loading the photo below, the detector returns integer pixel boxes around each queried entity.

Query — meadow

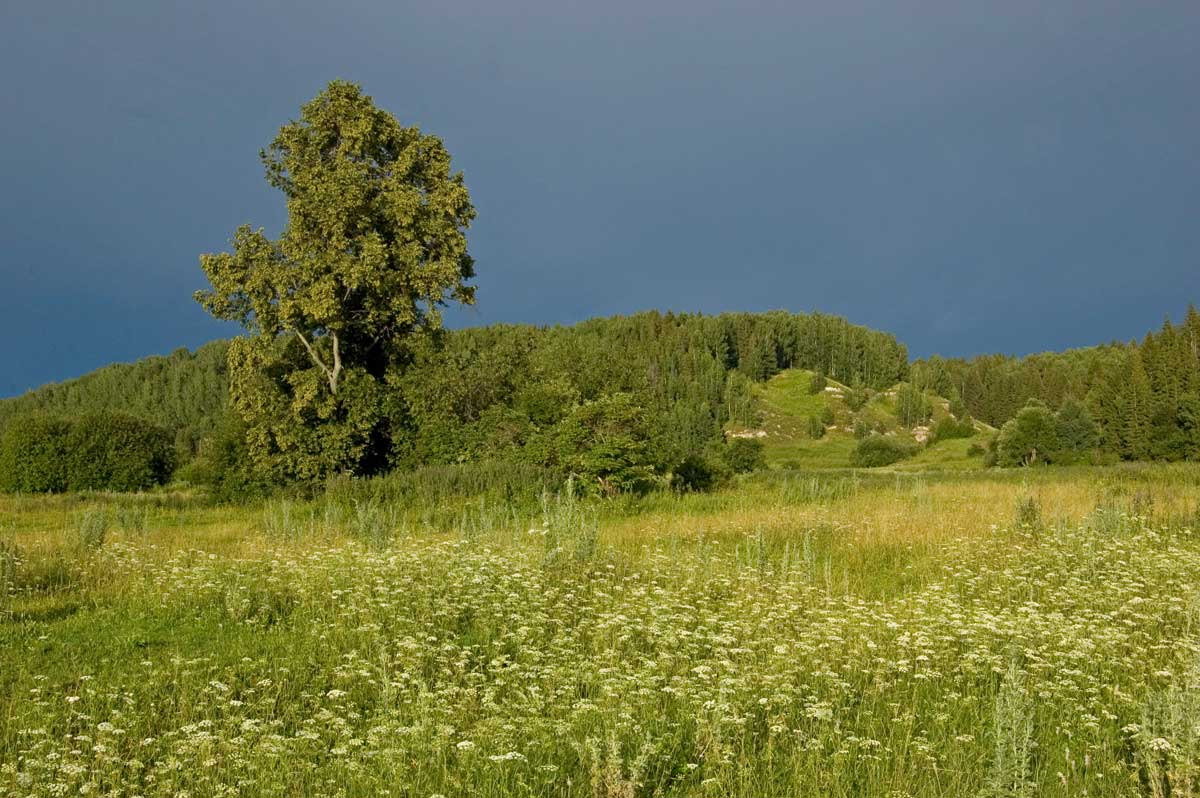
[2,465,1200,796]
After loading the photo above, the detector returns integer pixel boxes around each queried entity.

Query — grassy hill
[730,368,993,470]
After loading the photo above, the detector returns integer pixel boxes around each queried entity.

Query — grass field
[3,465,1200,796]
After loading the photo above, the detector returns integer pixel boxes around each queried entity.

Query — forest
[1,305,1198,498]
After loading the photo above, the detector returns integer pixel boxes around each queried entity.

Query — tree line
[912,306,1200,462]
[0,309,908,495]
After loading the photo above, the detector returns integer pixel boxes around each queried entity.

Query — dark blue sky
[2,1,1198,397]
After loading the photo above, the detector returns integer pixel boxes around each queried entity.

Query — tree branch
[291,327,339,394]
[330,332,342,394]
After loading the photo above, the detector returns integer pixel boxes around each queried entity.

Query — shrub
[850,435,918,468]
[844,386,869,412]
[808,371,827,395]
[722,438,765,473]
[672,454,723,492]
[71,509,109,555]
[853,419,871,439]
[807,414,826,439]
[933,416,975,442]
[64,412,175,492]
[0,416,73,493]
[1013,495,1042,532]
[551,393,657,497]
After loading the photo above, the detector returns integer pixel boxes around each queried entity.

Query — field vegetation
[4,465,1200,796]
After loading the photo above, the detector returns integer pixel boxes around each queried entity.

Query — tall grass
[3,465,1200,796]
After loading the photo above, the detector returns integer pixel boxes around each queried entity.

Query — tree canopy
[195,80,476,480]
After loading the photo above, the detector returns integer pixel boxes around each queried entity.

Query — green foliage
[808,370,827,394]
[722,438,765,473]
[978,662,1035,798]
[1,413,174,494]
[932,415,975,442]
[850,435,919,467]
[738,334,779,381]
[914,304,1200,465]
[63,412,176,492]
[844,385,869,412]
[5,306,912,490]
[71,509,109,555]
[995,403,1059,467]
[1012,495,1042,532]
[1054,396,1099,454]
[806,414,826,439]
[896,384,932,428]
[195,80,476,482]
[549,393,658,497]
[820,402,835,426]
[0,416,73,493]
[0,342,229,450]
[179,413,274,501]
[671,453,724,493]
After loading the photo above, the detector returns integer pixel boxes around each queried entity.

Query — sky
[2,1,1198,397]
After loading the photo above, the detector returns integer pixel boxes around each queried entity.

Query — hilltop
[728,368,994,470]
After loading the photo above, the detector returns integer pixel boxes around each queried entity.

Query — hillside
[4,305,1196,478]
[0,341,230,445]
[0,310,910,480]
[729,368,993,470]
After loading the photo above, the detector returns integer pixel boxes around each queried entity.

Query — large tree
[196,80,476,480]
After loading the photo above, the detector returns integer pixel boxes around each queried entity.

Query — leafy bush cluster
[0,413,174,493]
[932,415,975,442]
[994,397,1100,467]
[850,435,920,467]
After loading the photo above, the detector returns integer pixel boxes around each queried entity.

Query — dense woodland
[0,310,908,495]
[913,305,1200,462]
[1,305,1198,497]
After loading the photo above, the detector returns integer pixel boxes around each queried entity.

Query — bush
[1013,495,1042,532]
[850,435,919,468]
[853,419,871,439]
[64,412,175,492]
[807,414,826,439]
[672,454,724,492]
[933,416,975,442]
[722,438,765,473]
[844,386,869,412]
[183,412,283,501]
[1055,396,1099,453]
[0,416,74,493]
[551,393,657,497]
